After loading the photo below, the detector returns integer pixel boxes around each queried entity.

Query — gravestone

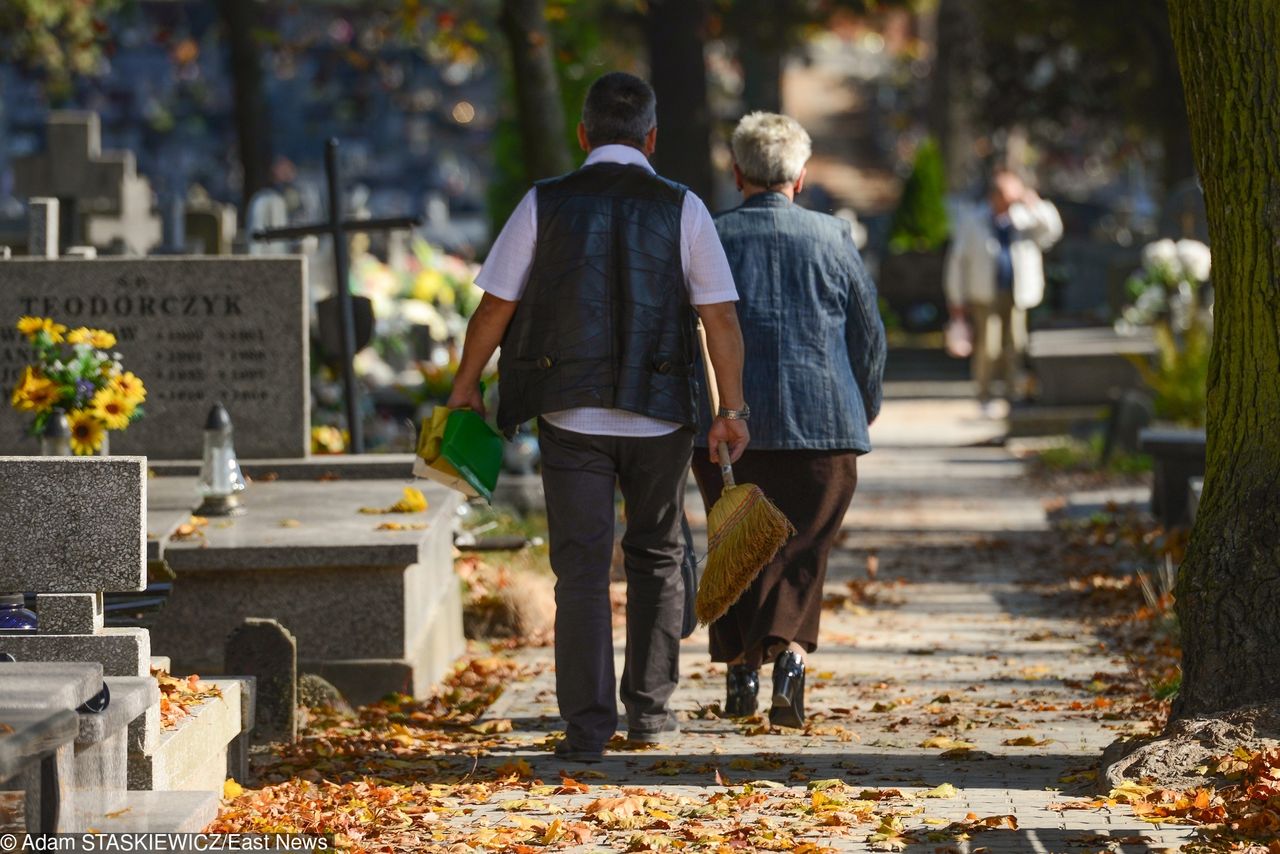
[0,457,149,677]
[0,457,249,816]
[224,619,297,744]
[0,256,309,459]
[1101,389,1155,463]
[1139,428,1206,528]
[1159,178,1209,242]
[13,112,161,255]
[246,189,289,257]
[83,174,162,257]
[183,187,237,255]
[1028,327,1154,406]
[28,199,58,259]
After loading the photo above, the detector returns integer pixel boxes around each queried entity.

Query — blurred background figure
[944,168,1062,412]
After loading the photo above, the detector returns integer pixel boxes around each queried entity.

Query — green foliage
[0,0,126,98]
[487,0,621,234]
[1034,434,1153,476]
[877,297,902,333]
[1129,322,1210,427]
[888,138,950,254]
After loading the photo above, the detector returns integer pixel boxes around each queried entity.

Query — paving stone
[424,396,1197,848]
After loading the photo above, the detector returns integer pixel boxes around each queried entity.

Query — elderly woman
[694,112,886,728]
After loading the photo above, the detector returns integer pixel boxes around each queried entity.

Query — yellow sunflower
[10,367,58,413]
[67,327,117,349]
[89,388,134,430]
[111,371,146,406]
[68,410,106,455]
[17,317,66,343]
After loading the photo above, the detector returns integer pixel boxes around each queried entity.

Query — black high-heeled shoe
[724,664,759,717]
[769,649,806,728]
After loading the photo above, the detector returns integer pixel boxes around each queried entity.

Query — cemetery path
[228,394,1193,851]
[447,397,1195,852]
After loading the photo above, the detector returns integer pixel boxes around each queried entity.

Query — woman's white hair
[730,112,812,188]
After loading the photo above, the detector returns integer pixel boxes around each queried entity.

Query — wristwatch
[717,404,751,421]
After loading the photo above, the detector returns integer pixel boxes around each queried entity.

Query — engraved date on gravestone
[0,258,309,459]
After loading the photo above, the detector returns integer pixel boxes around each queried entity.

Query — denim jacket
[697,192,886,453]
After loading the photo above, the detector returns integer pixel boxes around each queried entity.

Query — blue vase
[0,593,37,633]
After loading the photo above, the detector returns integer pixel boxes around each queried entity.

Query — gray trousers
[538,418,692,749]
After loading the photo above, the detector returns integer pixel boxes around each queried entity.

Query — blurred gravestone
[13,112,161,255]
[1159,178,1209,242]
[225,618,297,744]
[1101,389,1155,464]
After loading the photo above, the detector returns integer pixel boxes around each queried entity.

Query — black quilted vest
[496,162,698,433]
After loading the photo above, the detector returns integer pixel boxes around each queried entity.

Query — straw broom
[694,320,795,625]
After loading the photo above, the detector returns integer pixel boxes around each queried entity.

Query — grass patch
[1032,434,1152,476]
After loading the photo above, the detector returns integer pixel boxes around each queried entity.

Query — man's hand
[445,382,486,417]
[707,417,750,464]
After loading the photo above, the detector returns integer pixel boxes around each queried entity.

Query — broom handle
[696,318,737,489]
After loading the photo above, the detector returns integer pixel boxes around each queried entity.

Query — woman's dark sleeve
[843,233,887,423]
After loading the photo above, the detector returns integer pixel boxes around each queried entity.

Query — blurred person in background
[693,112,886,729]
[944,168,1063,413]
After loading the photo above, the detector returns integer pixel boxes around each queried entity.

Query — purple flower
[76,379,96,405]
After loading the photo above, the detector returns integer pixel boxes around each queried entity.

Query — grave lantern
[196,402,247,517]
[40,410,73,456]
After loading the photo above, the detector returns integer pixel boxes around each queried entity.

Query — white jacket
[944,198,1063,309]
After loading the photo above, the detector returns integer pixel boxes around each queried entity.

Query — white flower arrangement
[1119,238,1213,333]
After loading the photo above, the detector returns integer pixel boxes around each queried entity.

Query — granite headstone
[0,456,146,594]
[0,257,309,459]
[224,618,297,744]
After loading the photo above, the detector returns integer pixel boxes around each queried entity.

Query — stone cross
[252,139,420,454]
[13,112,160,255]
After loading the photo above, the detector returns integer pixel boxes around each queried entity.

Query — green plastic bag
[413,406,503,503]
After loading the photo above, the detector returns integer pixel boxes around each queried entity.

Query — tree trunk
[1167,0,1280,719]
[222,0,272,209]
[731,0,785,112]
[646,0,714,201]
[498,0,572,183]
[928,0,983,194]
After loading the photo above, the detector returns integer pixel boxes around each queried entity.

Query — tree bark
[221,0,272,209]
[646,0,714,201]
[730,0,785,113]
[1167,0,1280,719]
[928,0,983,194]
[498,0,572,183]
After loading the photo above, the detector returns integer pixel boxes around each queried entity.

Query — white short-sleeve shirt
[475,144,738,437]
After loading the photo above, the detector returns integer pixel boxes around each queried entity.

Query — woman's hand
[708,416,750,464]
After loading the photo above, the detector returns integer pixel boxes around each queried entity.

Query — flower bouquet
[1116,239,1213,426]
[9,317,146,455]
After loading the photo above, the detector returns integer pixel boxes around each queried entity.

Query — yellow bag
[413,406,503,502]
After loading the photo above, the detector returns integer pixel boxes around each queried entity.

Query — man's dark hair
[582,72,657,148]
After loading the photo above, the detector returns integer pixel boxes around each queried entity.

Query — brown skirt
[692,448,858,667]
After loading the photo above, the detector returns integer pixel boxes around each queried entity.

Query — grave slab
[127,680,242,792]
[0,257,308,459]
[145,479,463,704]
[0,628,151,678]
[37,594,104,635]
[1029,327,1155,406]
[0,457,146,594]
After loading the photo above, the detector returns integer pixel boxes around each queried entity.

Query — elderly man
[944,168,1063,409]
[447,72,749,762]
